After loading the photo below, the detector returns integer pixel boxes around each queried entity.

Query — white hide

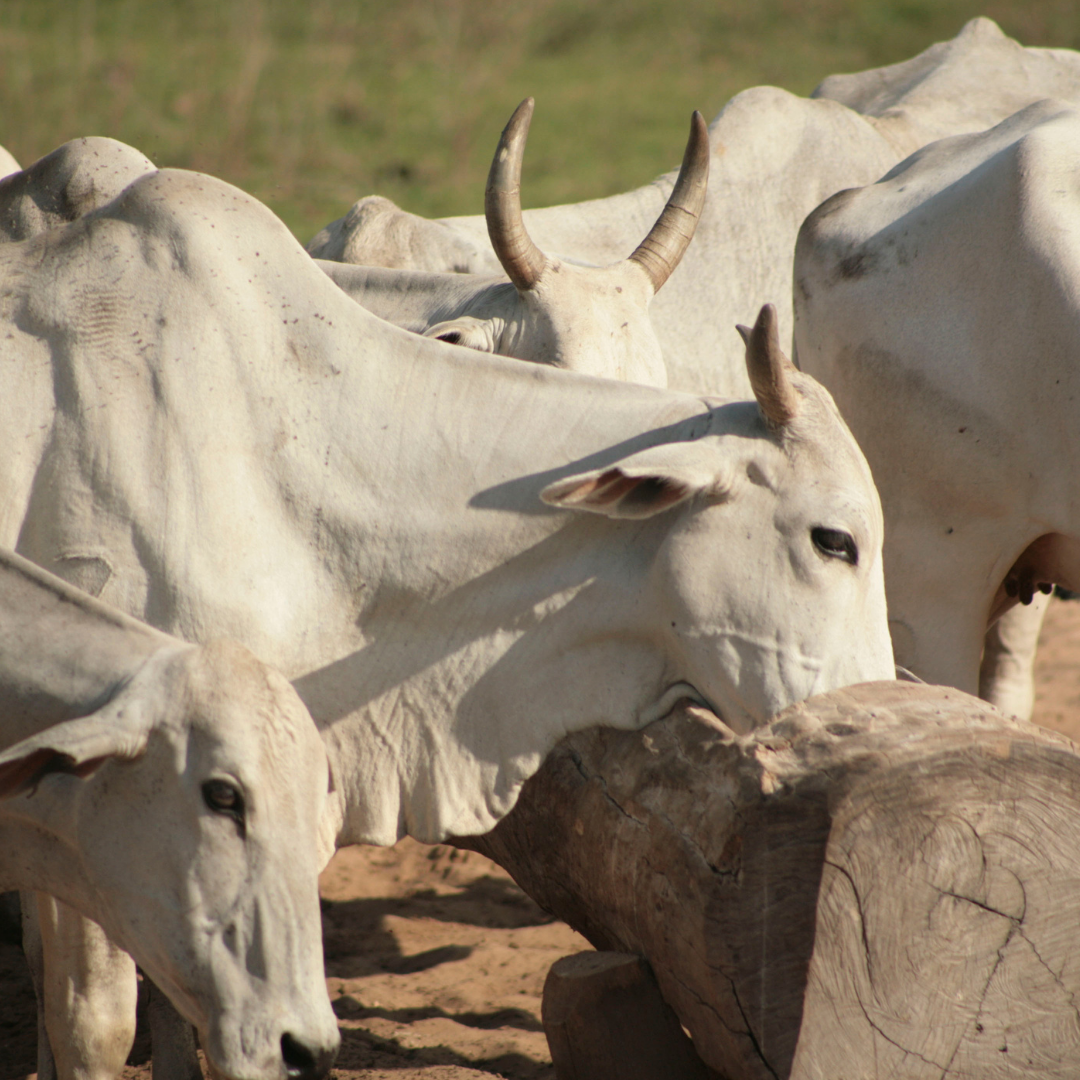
[311,19,1080,397]
[793,100,1080,696]
[318,257,667,384]
[308,192,495,273]
[0,548,339,1080]
[0,144,20,182]
[0,167,893,847]
[0,136,155,241]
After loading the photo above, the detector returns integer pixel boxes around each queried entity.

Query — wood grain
[457,681,1080,1079]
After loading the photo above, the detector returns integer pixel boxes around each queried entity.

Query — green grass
[0,0,1078,243]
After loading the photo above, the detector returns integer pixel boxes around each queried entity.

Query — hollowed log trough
[456,681,1080,1079]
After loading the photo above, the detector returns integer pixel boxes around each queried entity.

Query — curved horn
[735,304,801,427]
[628,110,710,293]
[486,98,548,290]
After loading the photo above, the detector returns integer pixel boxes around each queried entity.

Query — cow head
[541,304,895,731]
[420,99,710,385]
[0,640,339,1080]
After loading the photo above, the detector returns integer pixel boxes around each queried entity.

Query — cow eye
[812,526,858,566]
[203,779,245,830]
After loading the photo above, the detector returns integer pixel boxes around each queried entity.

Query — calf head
[0,639,339,1080]
[422,99,710,384]
[542,305,894,731]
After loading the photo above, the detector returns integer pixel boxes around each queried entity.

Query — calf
[0,547,338,1080]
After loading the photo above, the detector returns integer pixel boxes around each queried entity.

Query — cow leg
[978,591,1051,719]
[34,892,138,1080]
[21,890,57,1080]
[147,978,202,1080]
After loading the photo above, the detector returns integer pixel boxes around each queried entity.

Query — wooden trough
[457,681,1080,1079]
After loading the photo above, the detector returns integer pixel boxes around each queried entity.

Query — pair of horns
[736,304,801,427]
[485,98,710,293]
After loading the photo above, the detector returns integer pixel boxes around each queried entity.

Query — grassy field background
[0,1,1077,243]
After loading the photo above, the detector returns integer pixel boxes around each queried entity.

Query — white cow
[311,18,1080,402]
[314,99,709,385]
[0,547,339,1080]
[1,167,894,1076]
[793,99,1080,699]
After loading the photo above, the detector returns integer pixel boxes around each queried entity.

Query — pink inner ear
[0,748,105,800]
[0,747,60,799]
[588,470,641,505]
[549,469,632,506]
[546,467,696,517]
[621,476,691,513]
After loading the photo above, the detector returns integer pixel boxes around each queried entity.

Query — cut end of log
[543,951,713,1080]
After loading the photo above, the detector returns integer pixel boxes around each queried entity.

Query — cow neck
[274,313,725,844]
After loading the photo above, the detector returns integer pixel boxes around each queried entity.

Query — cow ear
[0,703,152,800]
[540,440,731,520]
[423,317,497,353]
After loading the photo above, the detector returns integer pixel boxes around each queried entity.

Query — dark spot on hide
[837,249,877,280]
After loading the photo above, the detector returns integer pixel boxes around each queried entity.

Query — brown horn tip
[739,304,801,427]
[628,109,711,293]
[485,97,548,291]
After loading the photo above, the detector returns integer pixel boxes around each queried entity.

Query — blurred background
[0,0,1077,244]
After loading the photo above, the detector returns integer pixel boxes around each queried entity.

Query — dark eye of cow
[436,331,462,345]
[812,526,858,566]
[203,779,246,832]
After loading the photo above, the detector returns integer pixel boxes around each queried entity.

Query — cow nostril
[281,1032,335,1080]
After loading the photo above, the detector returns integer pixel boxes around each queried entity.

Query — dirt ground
[2,596,1080,1080]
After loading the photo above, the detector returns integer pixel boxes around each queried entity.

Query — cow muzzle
[202,1009,340,1080]
[281,1031,339,1080]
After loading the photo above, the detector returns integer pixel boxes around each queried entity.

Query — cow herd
[2,15,1080,1080]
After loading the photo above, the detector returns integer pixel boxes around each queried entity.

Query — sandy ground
[2,595,1080,1080]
